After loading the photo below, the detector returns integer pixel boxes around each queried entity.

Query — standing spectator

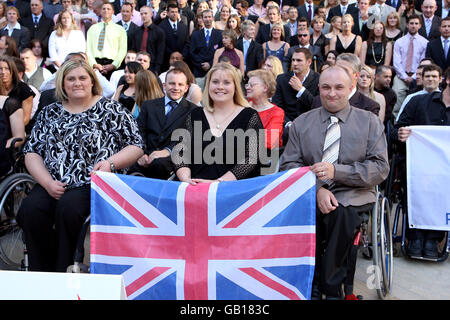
[0,2,7,30]
[297,0,317,24]
[0,6,31,52]
[255,5,291,44]
[86,2,128,79]
[215,3,231,30]
[20,48,52,90]
[213,29,245,74]
[360,20,393,68]
[226,14,242,38]
[48,9,86,70]
[399,0,420,31]
[311,15,331,60]
[419,0,442,39]
[327,0,358,23]
[392,14,428,119]
[325,15,342,39]
[236,20,264,78]
[262,22,290,62]
[129,5,166,75]
[248,0,267,18]
[368,0,396,24]
[329,14,362,56]
[30,39,47,68]
[353,0,371,41]
[115,0,143,26]
[43,0,63,21]
[189,9,223,88]
[116,2,140,49]
[426,16,450,72]
[236,0,259,23]
[374,65,397,125]
[6,0,31,20]
[21,0,55,48]
[386,11,403,42]
[285,6,298,37]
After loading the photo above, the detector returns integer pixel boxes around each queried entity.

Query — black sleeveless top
[365,42,386,68]
[336,35,356,54]
[118,84,136,112]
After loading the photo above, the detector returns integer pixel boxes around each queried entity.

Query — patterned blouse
[24,97,145,188]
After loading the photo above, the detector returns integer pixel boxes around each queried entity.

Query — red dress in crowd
[257,104,284,150]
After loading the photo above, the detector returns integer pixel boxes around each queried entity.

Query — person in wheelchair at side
[16,59,144,272]
[391,64,449,259]
[280,65,389,300]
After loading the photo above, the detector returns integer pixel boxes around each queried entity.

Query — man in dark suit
[21,0,54,48]
[419,0,442,39]
[235,0,259,23]
[7,0,31,21]
[327,0,358,22]
[235,20,264,80]
[135,66,197,179]
[284,29,323,72]
[159,2,190,71]
[130,5,166,74]
[117,2,140,49]
[297,0,317,24]
[255,5,291,44]
[352,0,371,41]
[387,0,403,10]
[1,6,31,52]
[189,9,223,85]
[426,17,450,73]
[273,48,320,125]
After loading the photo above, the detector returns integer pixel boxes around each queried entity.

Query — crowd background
[1,0,449,300]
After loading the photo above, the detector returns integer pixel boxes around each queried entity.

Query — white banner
[407,126,450,231]
[0,271,127,300]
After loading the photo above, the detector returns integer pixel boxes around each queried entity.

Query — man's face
[236,3,246,16]
[317,8,326,18]
[101,4,114,21]
[297,21,308,33]
[415,67,424,85]
[422,70,440,91]
[30,0,43,15]
[358,0,370,11]
[202,11,213,28]
[407,18,421,34]
[288,8,298,21]
[6,10,18,24]
[165,71,189,100]
[297,29,310,46]
[20,50,37,71]
[282,5,290,20]
[124,52,136,63]
[440,20,450,38]
[136,54,150,69]
[140,6,153,24]
[169,52,183,65]
[340,0,348,5]
[376,69,392,88]
[168,7,179,21]
[150,0,160,9]
[267,9,279,24]
[291,52,310,74]
[244,25,256,39]
[319,68,353,113]
[421,1,437,18]
[121,5,132,22]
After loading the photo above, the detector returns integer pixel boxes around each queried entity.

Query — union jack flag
[90,167,316,300]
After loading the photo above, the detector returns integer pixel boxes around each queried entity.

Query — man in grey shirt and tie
[280,65,389,299]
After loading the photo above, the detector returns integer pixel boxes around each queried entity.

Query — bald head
[422,0,437,18]
[319,66,353,113]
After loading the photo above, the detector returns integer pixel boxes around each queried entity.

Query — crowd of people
[1,0,449,300]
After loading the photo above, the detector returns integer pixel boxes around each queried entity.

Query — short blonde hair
[264,55,284,78]
[55,59,102,102]
[202,62,248,112]
[386,11,401,29]
[247,69,276,98]
[342,13,354,27]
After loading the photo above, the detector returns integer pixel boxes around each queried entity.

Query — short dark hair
[422,64,442,77]
[375,65,393,76]
[167,2,178,10]
[293,47,312,61]
[236,0,249,8]
[443,66,450,89]
[297,16,310,28]
[406,14,421,23]
[441,16,450,25]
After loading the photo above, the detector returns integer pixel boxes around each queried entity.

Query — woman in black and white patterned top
[17,59,144,272]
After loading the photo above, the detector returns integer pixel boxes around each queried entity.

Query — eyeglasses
[245,82,262,88]
[298,34,309,37]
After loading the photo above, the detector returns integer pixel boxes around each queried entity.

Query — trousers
[16,184,90,272]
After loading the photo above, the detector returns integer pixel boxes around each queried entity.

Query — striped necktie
[322,116,340,186]
[97,22,107,51]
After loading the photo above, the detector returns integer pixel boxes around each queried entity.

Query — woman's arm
[22,96,33,126]
[354,35,362,56]
[237,48,245,76]
[359,41,367,65]
[384,41,393,66]
[329,35,336,51]
[6,108,25,148]
[92,145,144,173]
[112,84,123,102]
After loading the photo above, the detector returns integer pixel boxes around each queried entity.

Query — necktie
[34,16,39,27]
[405,36,414,73]
[97,22,106,51]
[308,5,312,21]
[444,39,449,59]
[172,22,177,32]
[425,18,432,36]
[166,100,178,119]
[322,116,340,186]
[205,29,210,47]
[341,5,346,15]
[123,22,128,31]
[140,26,149,52]
[391,0,396,8]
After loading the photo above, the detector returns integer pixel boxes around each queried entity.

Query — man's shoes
[423,239,439,259]
[407,239,423,257]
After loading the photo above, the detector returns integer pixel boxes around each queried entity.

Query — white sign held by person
[407,126,450,231]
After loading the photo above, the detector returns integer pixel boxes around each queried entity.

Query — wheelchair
[386,146,449,263]
[0,138,35,270]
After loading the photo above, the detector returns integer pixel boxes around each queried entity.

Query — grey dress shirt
[279,104,389,207]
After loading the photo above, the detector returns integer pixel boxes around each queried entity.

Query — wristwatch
[108,158,115,172]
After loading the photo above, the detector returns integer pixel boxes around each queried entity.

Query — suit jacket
[235,38,264,77]
[116,20,139,49]
[22,15,55,47]
[283,44,323,73]
[272,70,321,122]
[241,14,259,24]
[327,3,358,23]
[386,0,402,10]
[137,96,197,154]
[297,3,317,23]
[367,3,396,24]
[159,18,190,59]
[0,26,31,51]
[426,38,450,72]
[419,15,441,40]
[189,28,223,77]
[130,23,166,74]
[351,13,372,41]
[255,23,291,45]
[311,90,381,116]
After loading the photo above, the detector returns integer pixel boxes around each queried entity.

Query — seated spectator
[246,69,284,150]
[158,51,184,84]
[360,20,393,68]
[235,20,264,80]
[16,59,144,272]
[262,22,290,63]
[283,27,322,72]
[225,14,242,38]
[214,3,232,30]
[0,6,31,52]
[0,80,25,149]
[325,49,338,65]
[132,69,165,119]
[20,48,52,91]
[325,15,341,40]
[173,62,264,183]
[357,64,387,122]
[0,35,19,57]
[0,2,7,30]
[213,29,245,75]
[261,55,284,82]
[374,65,397,126]
[112,61,144,112]
[135,65,197,180]
[329,14,362,56]
[109,50,137,89]
[248,0,266,18]
[30,38,48,69]
[164,60,203,106]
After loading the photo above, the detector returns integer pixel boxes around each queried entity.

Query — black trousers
[16,184,90,272]
[95,57,114,80]
[130,156,174,180]
[315,203,373,297]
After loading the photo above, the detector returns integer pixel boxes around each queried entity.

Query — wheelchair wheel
[371,192,394,300]
[0,173,35,269]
